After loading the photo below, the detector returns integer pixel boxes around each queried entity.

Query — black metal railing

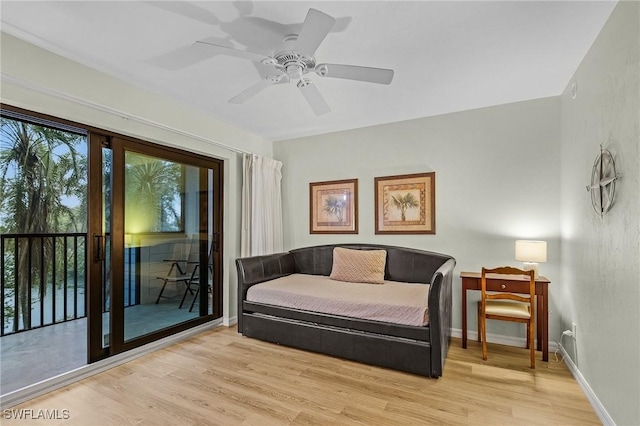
[1,232,140,337]
[1,233,87,336]
[101,236,140,313]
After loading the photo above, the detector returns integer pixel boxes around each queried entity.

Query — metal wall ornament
[586,145,619,216]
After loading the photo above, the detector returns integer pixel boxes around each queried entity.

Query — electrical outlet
[572,322,577,337]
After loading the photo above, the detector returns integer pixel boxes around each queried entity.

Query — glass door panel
[90,135,221,358]
[123,151,208,341]
[102,147,112,348]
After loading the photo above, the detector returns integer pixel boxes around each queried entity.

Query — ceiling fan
[192,8,394,115]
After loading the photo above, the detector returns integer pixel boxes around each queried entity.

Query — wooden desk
[460,271,550,362]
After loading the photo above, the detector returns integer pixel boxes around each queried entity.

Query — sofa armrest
[236,252,295,332]
[427,258,456,377]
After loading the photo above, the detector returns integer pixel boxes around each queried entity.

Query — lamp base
[522,262,539,278]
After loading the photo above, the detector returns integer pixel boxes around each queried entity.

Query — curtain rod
[1,72,253,156]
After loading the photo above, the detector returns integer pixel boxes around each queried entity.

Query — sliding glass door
[88,136,222,361]
[1,105,223,391]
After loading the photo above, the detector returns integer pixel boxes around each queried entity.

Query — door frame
[88,136,224,360]
[1,104,224,364]
[87,133,110,361]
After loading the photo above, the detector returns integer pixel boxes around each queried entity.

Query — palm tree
[323,195,346,223]
[0,117,86,331]
[124,155,182,232]
[390,192,419,221]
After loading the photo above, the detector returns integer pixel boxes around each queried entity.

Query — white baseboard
[0,319,223,409]
[223,316,237,327]
[557,344,615,425]
[451,328,613,425]
[450,327,558,351]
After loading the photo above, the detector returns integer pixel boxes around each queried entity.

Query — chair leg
[155,279,169,304]
[529,320,536,369]
[178,280,192,309]
[526,323,530,349]
[190,267,213,312]
[189,282,214,312]
[480,310,488,361]
[477,303,482,342]
[189,287,200,312]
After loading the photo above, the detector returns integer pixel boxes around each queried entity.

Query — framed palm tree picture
[310,179,358,234]
[374,172,435,234]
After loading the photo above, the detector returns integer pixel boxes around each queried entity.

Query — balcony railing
[1,232,138,337]
[1,233,86,336]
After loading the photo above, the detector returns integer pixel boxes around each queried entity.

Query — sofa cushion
[330,247,387,284]
[247,273,429,326]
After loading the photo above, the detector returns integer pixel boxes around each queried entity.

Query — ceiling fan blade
[316,64,394,84]
[147,43,217,70]
[148,2,219,26]
[194,40,269,63]
[229,79,274,104]
[298,81,330,115]
[295,9,336,58]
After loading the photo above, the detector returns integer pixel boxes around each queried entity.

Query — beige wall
[0,32,272,324]
[559,2,640,424]
[274,96,562,342]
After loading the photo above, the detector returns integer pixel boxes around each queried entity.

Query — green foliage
[0,116,87,331]
[124,153,183,232]
[0,118,87,234]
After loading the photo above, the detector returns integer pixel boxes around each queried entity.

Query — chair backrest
[481,266,535,306]
[168,239,191,272]
[186,239,215,278]
[184,240,201,274]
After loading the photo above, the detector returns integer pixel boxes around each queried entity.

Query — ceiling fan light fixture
[192,7,395,115]
[286,64,304,80]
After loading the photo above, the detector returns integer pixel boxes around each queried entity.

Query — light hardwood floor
[1,300,199,394]
[2,326,599,425]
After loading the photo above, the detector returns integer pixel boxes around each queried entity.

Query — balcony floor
[0,317,86,395]
[0,298,201,395]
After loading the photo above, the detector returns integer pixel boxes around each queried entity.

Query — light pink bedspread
[246,274,430,326]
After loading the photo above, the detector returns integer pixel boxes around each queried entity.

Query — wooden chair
[478,266,536,368]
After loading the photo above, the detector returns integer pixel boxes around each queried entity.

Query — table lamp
[515,240,547,278]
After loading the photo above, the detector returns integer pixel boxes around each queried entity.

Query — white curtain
[241,153,284,257]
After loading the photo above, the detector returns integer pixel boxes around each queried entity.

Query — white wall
[0,32,273,324]
[274,96,562,340]
[559,2,640,425]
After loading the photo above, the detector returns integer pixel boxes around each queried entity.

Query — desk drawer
[485,280,530,293]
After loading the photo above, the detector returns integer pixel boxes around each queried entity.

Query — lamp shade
[515,240,547,263]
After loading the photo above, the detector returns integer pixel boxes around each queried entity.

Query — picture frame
[374,172,435,234]
[310,179,358,234]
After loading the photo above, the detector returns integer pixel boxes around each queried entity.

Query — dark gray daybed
[235,244,456,377]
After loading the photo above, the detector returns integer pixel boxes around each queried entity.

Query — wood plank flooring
[1,300,198,394]
[2,326,600,425]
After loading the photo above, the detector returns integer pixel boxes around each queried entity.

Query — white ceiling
[1,1,616,141]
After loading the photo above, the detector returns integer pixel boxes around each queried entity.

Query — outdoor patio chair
[186,244,214,312]
[155,240,198,307]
